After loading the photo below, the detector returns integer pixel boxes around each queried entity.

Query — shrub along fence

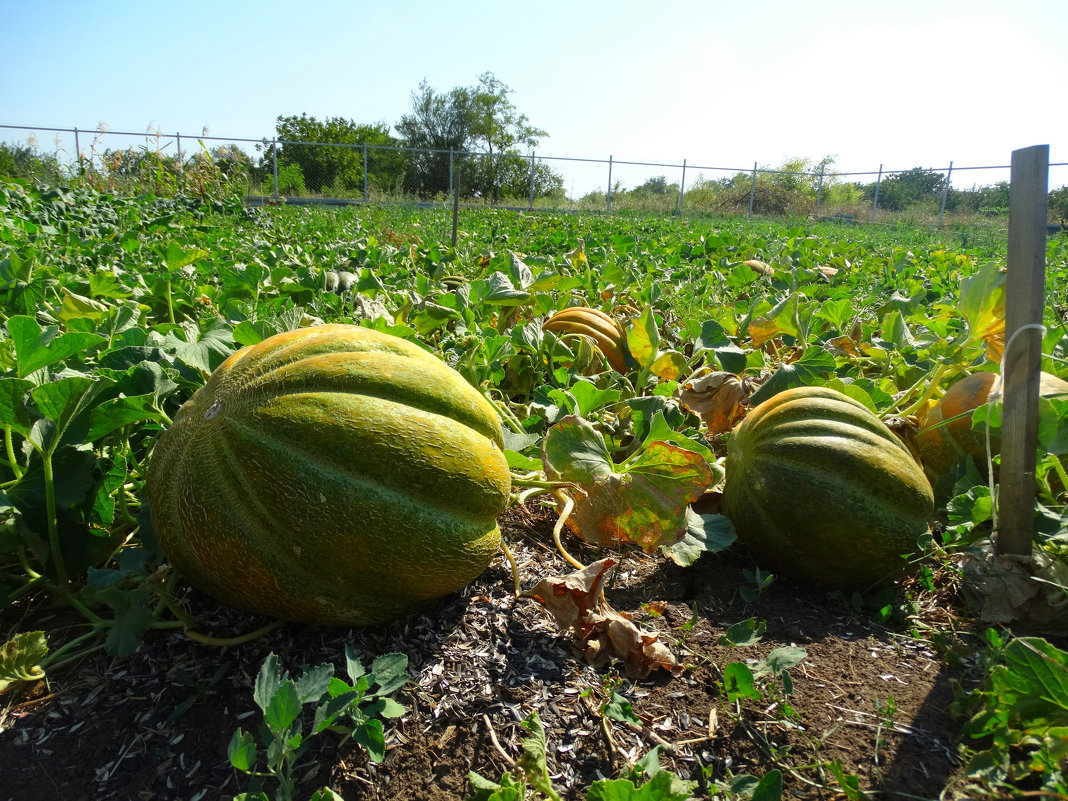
[2,123,1067,226]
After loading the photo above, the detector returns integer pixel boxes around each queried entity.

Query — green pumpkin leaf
[30,376,113,452]
[748,347,836,407]
[58,288,113,325]
[85,394,164,442]
[662,509,736,566]
[164,241,210,271]
[7,315,105,379]
[602,691,642,726]
[568,379,621,418]
[748,291,803,347]
[483,271,531,305]
[541,416,714,552]
[98,586,156,657]
[718,617,766,647]
[752,769,784,801]
[0,378,35,437]
[642,411,718,466]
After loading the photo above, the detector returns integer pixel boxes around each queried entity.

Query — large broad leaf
[748,292,805,347]
[998,637,1068,733]
[7,315,105,379]
[483,271,532,305]
[0,378,35,437]
[30,375,113,452]
[748,347,836,407]
[626,307,660,369]
[958,262,1006,360]
[541,416,714,552]
[164,241,210,271]
[159,317,236,375]
[662,509,736,567]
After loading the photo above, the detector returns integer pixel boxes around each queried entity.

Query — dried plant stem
[482,714,515,768]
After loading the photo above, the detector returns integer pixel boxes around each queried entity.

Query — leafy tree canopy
[269,114,402,194]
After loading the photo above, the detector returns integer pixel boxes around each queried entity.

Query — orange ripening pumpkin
[542,307,631,373]
[916,370,1068,481]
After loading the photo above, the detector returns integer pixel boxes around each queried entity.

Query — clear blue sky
[3,0,1066,193]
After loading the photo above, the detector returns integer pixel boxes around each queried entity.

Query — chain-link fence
[2,123,1067,227]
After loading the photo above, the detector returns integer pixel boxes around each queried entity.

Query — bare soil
[0,502,987,800]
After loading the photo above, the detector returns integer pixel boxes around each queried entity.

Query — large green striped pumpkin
[722,386,934,591]
[147,324,511,626]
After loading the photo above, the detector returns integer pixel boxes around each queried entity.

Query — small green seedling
[229,647,408,801]
[467,710,697,801]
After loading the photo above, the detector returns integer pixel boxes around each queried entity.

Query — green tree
[395,81,474,197]
[395,72,557,201]
[869,166,946,211]
[267,115,404,196]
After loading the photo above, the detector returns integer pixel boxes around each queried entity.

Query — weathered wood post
[998,144,1049,556]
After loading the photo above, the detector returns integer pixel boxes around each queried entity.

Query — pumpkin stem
[895,363,954,418]
[182,619,285,648]
[551,489,585,570]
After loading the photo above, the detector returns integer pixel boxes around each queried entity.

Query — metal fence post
[607,155,613,213]
[363,143,369,202]
[748,162,757,217]
[872,163,883,222]
[938,160,953,226]
[449,148,454,201]
[815,166,825,217]
[529,151,535,210]
[678,158,687,213]
[176,132,182,173]
[272,139,279,202]
[73,127,81,175]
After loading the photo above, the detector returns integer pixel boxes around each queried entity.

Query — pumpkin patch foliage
[1,179,1068,798]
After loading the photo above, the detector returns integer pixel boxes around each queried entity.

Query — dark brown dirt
[0,502,985,800]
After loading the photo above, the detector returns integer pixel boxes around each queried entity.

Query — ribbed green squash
[722,386,934,590]
[147,324,511,626]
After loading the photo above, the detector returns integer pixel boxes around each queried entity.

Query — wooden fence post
[998,144,1049,556]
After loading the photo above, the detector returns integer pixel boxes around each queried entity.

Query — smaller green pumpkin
[722,386,934,590]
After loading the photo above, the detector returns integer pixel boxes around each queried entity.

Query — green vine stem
[484,389,525,434]
[891,362,954,418]
[4,427,22,480]
[183,618,284,647]
[41,451,69,587]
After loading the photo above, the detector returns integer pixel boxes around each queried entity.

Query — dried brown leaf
[677,370,747,435]
[525,558,684,679]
